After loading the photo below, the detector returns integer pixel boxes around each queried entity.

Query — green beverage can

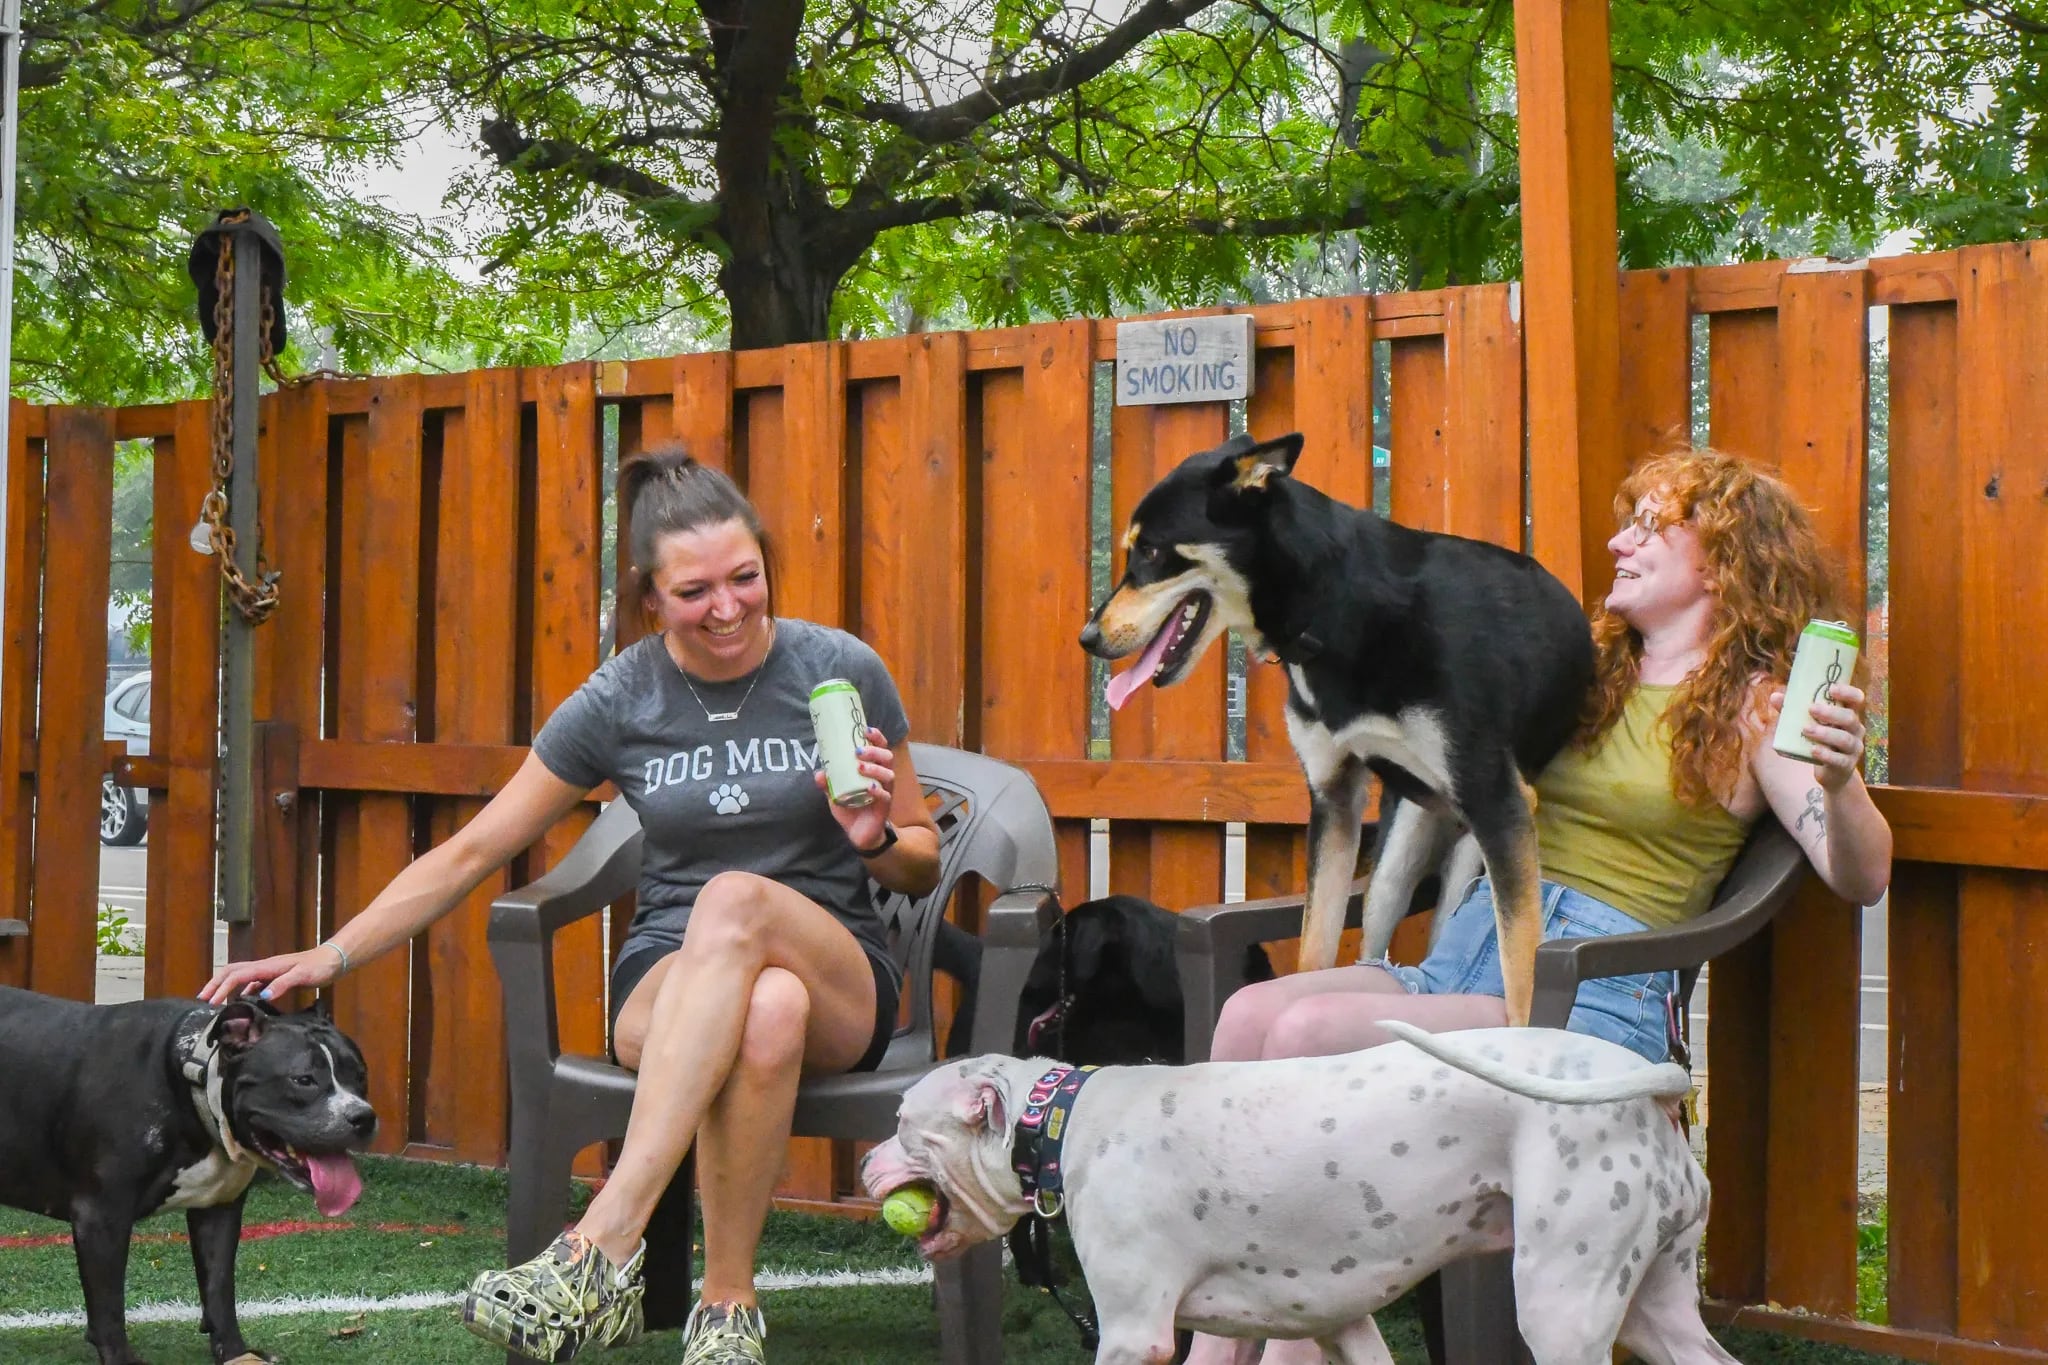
[809,678,873,807]
[1773,619,1861,763]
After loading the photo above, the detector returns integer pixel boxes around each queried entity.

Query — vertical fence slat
[144,401,223,998]
[1883,299,1962,1334]
[421,369,521,1164]
[674,352,735,473]
[1701,306,1783,1304]
[241,382,330,971]
[29,407,114,1000]
[0,402,39,984]
[1617,268,1695,461]
[1106,393,1227,913]
[1387,336,1448,531]
[978,322,1095,899]
[1443,284,1525,551]
[332,376,424,1154]
[864,334,968,744]
[1612,267,1694,595]
[1760,264,1870,1317]
[764,342,847,628]
[1954,241,2048,1347]
[531,363,607,1087]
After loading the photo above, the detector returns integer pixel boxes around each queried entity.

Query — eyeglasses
[1623,507,1669,546]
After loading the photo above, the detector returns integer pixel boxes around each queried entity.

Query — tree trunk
[717,202,866,350]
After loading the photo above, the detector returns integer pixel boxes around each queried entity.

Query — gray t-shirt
[531,619,911,973]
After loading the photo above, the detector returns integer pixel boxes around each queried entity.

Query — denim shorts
[1372,878,1679,1063]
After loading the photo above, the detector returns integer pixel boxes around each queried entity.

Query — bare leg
[580,872,877,1268]
[1209,964,1413,1061]
[1261,991,1507,1060]
[694,967,811,1307]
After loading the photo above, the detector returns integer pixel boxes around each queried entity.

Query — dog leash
[1009,1061,1102,1352]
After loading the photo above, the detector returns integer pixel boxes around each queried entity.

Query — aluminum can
[809,678,873,807]
[1772,619,1861,763]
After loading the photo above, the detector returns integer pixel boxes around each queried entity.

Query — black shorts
[608,942,902,1073]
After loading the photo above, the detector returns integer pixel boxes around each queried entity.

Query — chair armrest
[1175,879,1371,1062]
[1529,821,1806,1030]
[487,800,645,1075]
[972,887,1063,1061]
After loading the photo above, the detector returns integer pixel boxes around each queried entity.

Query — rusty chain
[202,211,282,625]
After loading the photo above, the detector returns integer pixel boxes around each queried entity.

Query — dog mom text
[1115,315,1258,407]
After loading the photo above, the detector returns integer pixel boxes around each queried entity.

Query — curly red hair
[1581,448,1852,808]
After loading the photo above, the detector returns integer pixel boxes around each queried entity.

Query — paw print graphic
[709,783,751,815]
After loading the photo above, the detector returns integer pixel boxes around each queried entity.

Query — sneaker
[460,1230,646,1362]
[679,1299,768,1365]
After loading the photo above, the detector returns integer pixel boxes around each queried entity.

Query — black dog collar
[1270,629,1325,665]
[1011,1062,1099,1218]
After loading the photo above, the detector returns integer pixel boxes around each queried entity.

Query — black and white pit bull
[864,1021,1736,1365]
[0,987,377,1365]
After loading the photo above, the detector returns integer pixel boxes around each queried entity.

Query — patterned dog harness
[1010,1062,1099,1219]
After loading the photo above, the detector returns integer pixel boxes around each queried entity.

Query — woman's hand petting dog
[201,945,345,1005]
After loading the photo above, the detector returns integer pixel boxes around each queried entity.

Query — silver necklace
[673,623,772,723]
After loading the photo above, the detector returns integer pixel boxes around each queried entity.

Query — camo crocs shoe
[679,1299,767,1365]
[460,1229,645,1362]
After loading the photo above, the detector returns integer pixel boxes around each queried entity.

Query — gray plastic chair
[486,743,1062,1365]
[1174,816,1807,1365]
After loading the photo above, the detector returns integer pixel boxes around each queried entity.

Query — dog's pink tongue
[1105,620,1176,711]
[308,1153,363,1217]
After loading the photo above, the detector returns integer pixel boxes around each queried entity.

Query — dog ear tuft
[1207,433,1305,520]
[210,999,269,1052]
[966,1080,1009,1134]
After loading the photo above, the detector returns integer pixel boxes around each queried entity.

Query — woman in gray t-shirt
[202,445,941,1364]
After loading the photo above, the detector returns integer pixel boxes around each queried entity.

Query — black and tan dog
[1078,431,1593,1026]
[0,988,377,1364]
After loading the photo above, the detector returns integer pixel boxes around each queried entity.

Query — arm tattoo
[1794,786,1828,844]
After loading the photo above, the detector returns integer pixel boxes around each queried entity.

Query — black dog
[1079,431,1594,1026]
[1013,894,1273,1066]
[0,988,378,1364]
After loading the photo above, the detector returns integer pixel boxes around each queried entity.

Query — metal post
[0,0,24,760]
[219,222,263,926]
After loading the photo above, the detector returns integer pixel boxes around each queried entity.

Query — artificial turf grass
[0,1155,1909,1364]
[0,1288,1913,1365]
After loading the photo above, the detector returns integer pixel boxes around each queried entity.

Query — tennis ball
[881,1184,939,1236]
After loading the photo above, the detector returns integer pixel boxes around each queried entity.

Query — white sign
[1114,314,1256,407]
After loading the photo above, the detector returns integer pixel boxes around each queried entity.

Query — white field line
[0,1264,936,1332]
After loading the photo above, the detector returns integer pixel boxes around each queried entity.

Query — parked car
[101,671,150,846]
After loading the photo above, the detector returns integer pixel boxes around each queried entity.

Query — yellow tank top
[1533,684,1755,930]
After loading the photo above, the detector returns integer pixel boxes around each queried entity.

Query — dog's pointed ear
[1207,433,1304,520]
[209,999,269,1052]
[297,994,336,1022]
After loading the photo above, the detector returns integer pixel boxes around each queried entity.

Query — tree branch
[478,115,700,207]
[852,0,1228,146]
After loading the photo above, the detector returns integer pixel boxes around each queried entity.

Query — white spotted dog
[864,1022,1734,1365]
[1078,432,1594,1025]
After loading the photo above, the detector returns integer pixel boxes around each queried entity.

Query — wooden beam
[1515,0,1623,601]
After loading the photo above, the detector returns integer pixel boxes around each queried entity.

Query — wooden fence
[0,244,2045,1360]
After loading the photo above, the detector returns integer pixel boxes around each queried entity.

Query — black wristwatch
[856,822,899,858]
